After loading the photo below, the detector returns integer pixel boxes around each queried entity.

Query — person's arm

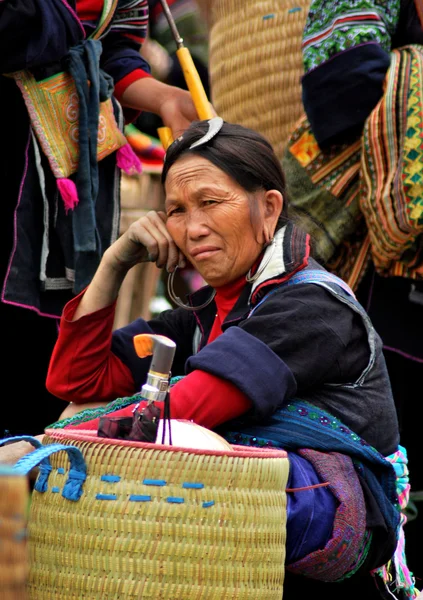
[46,211,185,402]
[73,210,184,319]
[98,0,208,134]
[119,77,203,140]
[61,369,252,431]
[45,290,136,403]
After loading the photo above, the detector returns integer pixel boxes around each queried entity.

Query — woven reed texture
[26,431,289,599]
[201,0,311,159]
[0,469,29,600]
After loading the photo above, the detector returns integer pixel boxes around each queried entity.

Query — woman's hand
[158,86,215,139]
[120,77,216,139]
[72,211,185,319]
[107,211,186,274]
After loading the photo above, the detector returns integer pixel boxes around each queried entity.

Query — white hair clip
[189,117,224,150]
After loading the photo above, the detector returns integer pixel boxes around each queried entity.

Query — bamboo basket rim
[45,427,288,459]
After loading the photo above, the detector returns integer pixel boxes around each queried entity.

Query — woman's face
[165,155,264,288]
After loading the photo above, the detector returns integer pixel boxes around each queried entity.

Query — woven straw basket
[0,466,29,600]
[10,428,289,600]
[198,0,311,159]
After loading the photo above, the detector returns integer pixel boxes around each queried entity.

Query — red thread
[286,481,330,492]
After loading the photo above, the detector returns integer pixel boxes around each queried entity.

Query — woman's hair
[161,120,290,233]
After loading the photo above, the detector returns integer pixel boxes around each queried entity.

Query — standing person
[282,0,423,582]
[0,0,201,436]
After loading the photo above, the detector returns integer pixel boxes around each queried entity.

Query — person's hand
[158,86,216,139]
[106,210,186,274]
[72,210,187,318]
[120,77,216,139]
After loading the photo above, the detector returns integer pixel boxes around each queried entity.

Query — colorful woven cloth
[360,44,423,279]
[371,446,417,598]
[222,399,419,599]
[282,115,371,290]
[287,449,369,582]
[124,124,165,173]
[302,0,400,73]
[301,0,400,148]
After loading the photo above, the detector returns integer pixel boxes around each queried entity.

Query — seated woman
[3,119,419,600]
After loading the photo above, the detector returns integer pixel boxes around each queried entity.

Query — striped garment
[108,0,149,44]
[281,114,371,291]
[360,44,423,279]
[77,0,149,43]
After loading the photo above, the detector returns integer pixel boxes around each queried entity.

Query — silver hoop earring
[167,266,216,311]
[246,238,276,283]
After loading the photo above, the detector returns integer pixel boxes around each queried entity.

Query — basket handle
[13,442,87,501]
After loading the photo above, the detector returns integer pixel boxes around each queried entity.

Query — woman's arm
[98,0,207,134]
[73,211,184,320]
[119,77,203,140]
[46,211,185,402]
[45,291,136,403]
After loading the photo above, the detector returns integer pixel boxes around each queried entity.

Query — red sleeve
[113,69,153,123]
[46,291,136,404]
[113,69,152,102]
[415,0,423,28]
[69,370,251,431]
[168,371,251,428]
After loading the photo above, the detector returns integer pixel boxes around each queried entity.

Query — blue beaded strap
[283,269,356,297]
[249,269,355,317]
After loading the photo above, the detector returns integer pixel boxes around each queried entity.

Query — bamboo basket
[199,0,311,159]
[10,428,289,600]
[0,466,29,600]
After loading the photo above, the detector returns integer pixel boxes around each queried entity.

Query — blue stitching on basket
[101,474,121,483]
[263,13,274,19]
[57,468,65,474]
[143,479,166,486]
[167,497,184,504]
[96,493,117,501]
[288,7,301,13]
[129,494,151,502]
[52,487,60,493]
[182,482,204,489]
[202,500,215,508]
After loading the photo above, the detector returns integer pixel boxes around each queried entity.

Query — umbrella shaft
[158,0,184,47]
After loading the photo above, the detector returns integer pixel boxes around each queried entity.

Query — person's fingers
[208,102,217,117]
[137,211,180,271]
[157,211,183,272]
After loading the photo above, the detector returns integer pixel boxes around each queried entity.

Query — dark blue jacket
[112,222,400,457]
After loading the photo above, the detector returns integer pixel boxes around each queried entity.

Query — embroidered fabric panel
[303,0,401,73]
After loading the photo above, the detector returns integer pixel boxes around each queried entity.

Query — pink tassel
[116,142,142,175]
[57,178,79,213]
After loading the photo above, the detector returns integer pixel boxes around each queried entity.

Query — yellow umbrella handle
[158,47,214,150]
[157,126,175,150]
